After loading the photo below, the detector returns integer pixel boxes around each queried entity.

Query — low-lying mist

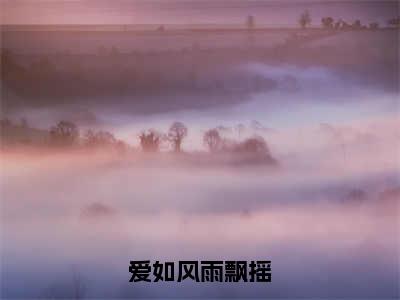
[1,139,398,298]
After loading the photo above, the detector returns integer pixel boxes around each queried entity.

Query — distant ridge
[1,24,318,32]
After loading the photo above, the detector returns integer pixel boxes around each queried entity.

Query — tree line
[0,118,276,162]
[245,12,399,30]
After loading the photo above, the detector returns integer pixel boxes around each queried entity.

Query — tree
[341,21,350,29]
[234,136,270,154]
[49,121,79,146]
[203,129,222,153]
[299,10,312,29]
[246,15,255,30]
[168,121,188,152]
[352,19,361,29]
[369,22,380,30]
[387,17,400,27]
[139,129,162,152]
[218,135,278,165]
[334,19,342,30]
[321,17,334,29]
[236,136,277,165]
[84,130,117,148]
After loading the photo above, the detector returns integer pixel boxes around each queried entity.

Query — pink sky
[1,0,397,26]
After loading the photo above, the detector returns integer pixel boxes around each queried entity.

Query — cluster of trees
[245,11,396,30]
[387,17,400,27]
[0,117,46,145]
[122,15,399,32]
[138,121,188,153]
[137,122,274,161]
[47,120,128,152]
[299,10,388,30]
[138,122,189,153]
[320,16,381,30]
[203,128,273,157]
[0,118,130,151]
[1,118,275,162]
[320,13,399,30]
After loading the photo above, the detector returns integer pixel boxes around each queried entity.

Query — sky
[1,0,398,26]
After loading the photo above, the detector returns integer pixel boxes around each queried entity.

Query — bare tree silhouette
[168,122,188,153]
[84,130,117,147]
[369,22,380,30]
[387,17,400,27]
[299,10,312,29]
[321,17,334,29]
[352,20,362,29]
[49,121,79,147]
[139,129,162,152]
[203,129,222,153]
